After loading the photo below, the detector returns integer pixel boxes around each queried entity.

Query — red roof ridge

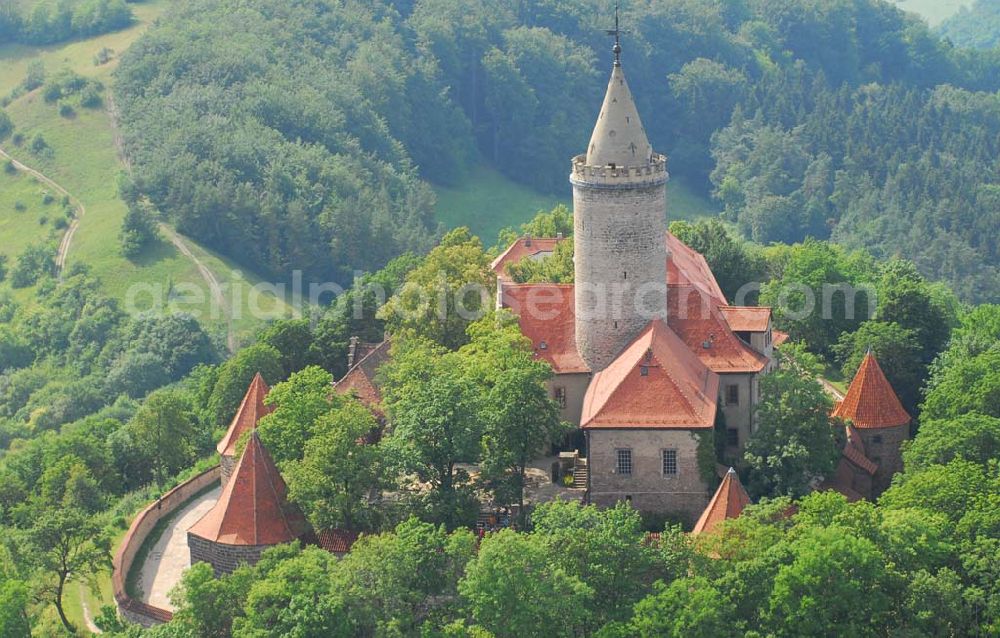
[217,373,273,456]
[501,283,588,375]
[720,306,772,333]
[191,431,307,546]
[667,284,768,374]
[491,237,565,278]
[831,352,910,429]
[692,467,750,535]
[582,320,719,429]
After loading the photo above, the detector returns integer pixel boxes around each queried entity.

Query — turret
[571,33,668,372]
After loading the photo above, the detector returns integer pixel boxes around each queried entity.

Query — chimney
[556,232,563,240]
[347,336,360,369]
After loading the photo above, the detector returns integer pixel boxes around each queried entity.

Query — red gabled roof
[832,352,910,429]
[842,423,877,475]
[333,339,391,414]
[491,237,564,279]
[720,306,771,333]
[692,467,751,534]
[772,329,790,347]
[317,529,360,555]
[668,285,768,374]
[217,373,273,456]
[501,283,589,374]
[581,320,718,429]
[190,432,308,546]
[666,232,726,304]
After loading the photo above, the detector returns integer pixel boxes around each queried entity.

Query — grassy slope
[0,168,63,257]
[433,163,719,246]
[0,1,291,344]
[892,0,974,25]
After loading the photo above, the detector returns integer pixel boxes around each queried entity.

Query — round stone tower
[571,50,668,372]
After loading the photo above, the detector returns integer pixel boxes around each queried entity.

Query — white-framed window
[726,384,740,406]
[662,449,678,476]
[554,386,567,409]
[616,449,633,476]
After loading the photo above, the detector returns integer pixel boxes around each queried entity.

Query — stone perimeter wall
[188,534,272,577]
[112,466,221,628]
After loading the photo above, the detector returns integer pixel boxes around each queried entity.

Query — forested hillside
[939,0,1000,49]
[115,0,1000,300]
[0,0,133,45]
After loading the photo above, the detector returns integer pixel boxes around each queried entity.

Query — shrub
[41,192,54,205]
[58,103,75,118]
[22,61,44,92]
[13,201,26,212]
[3,160,15,175]
[79,86,103,108]
[29,133,47,153]
[10,243,56,288]
[0,109,12,141]
[53,217,68,230]
[38,215,48,226]
[42,83,62,103]
[11,132,23,146]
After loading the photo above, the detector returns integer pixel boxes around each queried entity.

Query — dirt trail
[0,146,85,275]
[819,378,846,402]
[159,224,236,353]
[78,584,102,634]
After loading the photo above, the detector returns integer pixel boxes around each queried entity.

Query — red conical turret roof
[217,373,273,456]
[692,467,750,535]
[832,352,910,429]
[190,431,307,546]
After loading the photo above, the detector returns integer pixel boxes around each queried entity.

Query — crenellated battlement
[570,154,669,189]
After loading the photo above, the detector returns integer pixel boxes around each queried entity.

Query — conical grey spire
[585,64,653,168]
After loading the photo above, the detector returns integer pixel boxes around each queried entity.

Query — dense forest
[940,0,1000,49]
[115,0,1000,300]
[0,0,133,45]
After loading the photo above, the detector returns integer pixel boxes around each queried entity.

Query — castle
[180,37,914,577]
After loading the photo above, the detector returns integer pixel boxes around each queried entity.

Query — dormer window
[640,365,649,376]
[539,341,548,350]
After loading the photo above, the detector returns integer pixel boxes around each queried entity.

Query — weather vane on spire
[606,0,623,66]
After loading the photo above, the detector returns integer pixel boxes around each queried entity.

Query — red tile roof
[491,237,564,279]
[217,373,273,456]
[581,320,719,429]
[692,467,751,535]
[501,283,589,374]
[333,339,391,413]
[772,329,790,347]
[495,233,772,377]
[668,285,768,374]
[720,306,771,333]
[317,529,360,555]
[190,431,308,546]
[666,232,726,304]
[842,424,877,475]
[832,352,910,429]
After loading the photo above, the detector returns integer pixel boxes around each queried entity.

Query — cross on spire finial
[606,0,623,66]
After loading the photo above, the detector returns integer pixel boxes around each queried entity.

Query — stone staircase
[572,457,588,489]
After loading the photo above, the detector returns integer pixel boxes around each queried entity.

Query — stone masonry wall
[588,428,711,527]
[220,453,236,486]
[859,423,909,496]
[188,534,272,577]
[573,177,667,372]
